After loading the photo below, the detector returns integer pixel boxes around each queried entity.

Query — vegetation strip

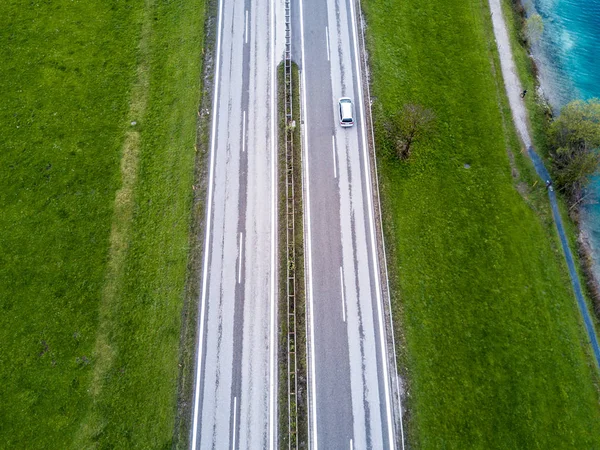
[278,62,308,449]
[1,1,143,446]
[75,0,153,443]
[283,47,299,449]
[171,0,217,446]
[80,0,207,446]
[354,1,407,443]
[0,0,206,447]
[362,0,600,446]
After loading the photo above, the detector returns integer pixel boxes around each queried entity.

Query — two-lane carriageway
[296,0,401,447]
[190,0,283,446]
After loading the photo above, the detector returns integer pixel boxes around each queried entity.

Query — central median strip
[278,61,308,449]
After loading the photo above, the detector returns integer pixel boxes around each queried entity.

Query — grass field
[361,0,600,447]
[0,0,205,447]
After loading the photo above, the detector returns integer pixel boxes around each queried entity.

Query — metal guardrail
[283,0,298,447]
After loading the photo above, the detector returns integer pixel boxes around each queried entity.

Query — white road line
[358,0,406,443]
[298,0,319,445]
[350,438,354,450]
[269,0,276,446]
[238,232,243,284]
[191,0,224,444]
[348,0,395,447]
[340,267,346,322]
[325,26,330,61]
[231,396,237,450]
[332,135,337,178]
[242,111,246,153]
[245,10,249,44]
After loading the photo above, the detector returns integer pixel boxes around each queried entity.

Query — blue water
[526,0,600,280]
[528,0,600,107]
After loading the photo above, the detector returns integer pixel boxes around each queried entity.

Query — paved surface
[489,0,600,367]
[190,0,283,447]
[297,0,398,447]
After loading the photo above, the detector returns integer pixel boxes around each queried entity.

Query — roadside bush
[548,99,600,202]
[383,103,435,160]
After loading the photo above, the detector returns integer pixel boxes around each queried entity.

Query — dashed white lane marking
[245,10,249,44]
[332,135,337,178]
[242,111,246,153]
[238,232,243,284]
[326,26,330,61]
[350,438,354,450]
[340,266,346,322]
[231,396,237,450]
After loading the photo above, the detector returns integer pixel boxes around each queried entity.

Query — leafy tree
[524,14,544,44]
[384,103,435,160]
[549,99,600,200]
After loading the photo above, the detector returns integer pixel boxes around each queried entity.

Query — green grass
[0,0,205,447]
[500,0,600,331]
[361,0,600,447]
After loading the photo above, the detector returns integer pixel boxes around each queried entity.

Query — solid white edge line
[332,135,337,179]
[356,0,405,445]
[347,0,395,448]
[232,396,238,450]
[238,232,243,284]
[340,267,346,322]
[326,26,330,61]
[242,111,246,153]
[298,0,319,446]
[191,0,225,445]
[245,10,249,44]
[269,0,276,446]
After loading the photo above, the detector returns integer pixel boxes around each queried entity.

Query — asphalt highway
[296,0,399,447]
[190,0,282,447]
[191,0,399,446]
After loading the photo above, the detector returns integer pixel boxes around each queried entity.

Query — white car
[338,97,354,127]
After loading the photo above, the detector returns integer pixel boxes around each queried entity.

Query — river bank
[513,0,600,319]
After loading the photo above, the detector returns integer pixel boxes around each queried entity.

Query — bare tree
[385,103,435,160]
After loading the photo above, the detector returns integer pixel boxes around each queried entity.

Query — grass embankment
[0,0,205,447]
[500,0,600,327]
[278,62,308,449]
[361,0,600,447]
